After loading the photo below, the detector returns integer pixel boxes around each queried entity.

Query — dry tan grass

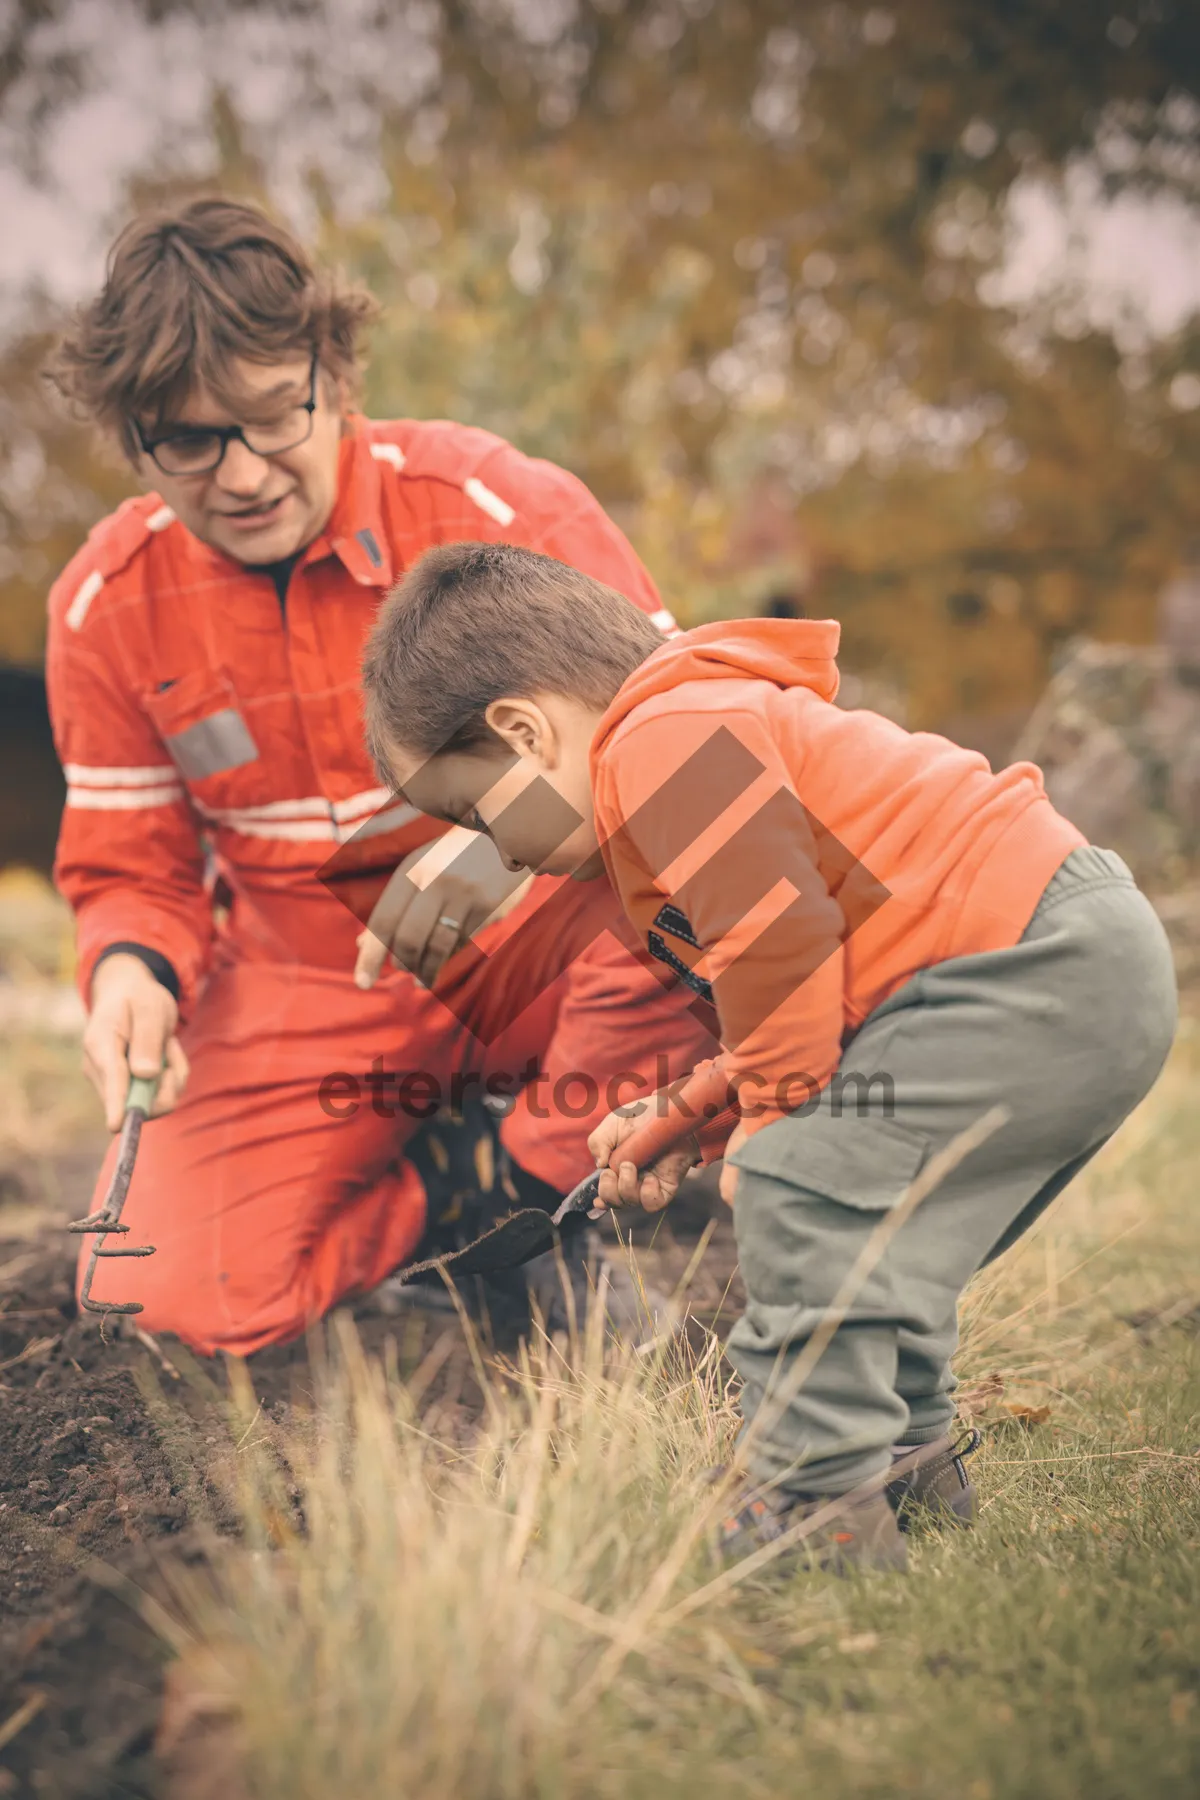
[0,866,76,985]
[154,1306,749,1798]
[147,1028,1200,1800]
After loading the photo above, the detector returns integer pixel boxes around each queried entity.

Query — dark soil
[0,1227,488,1798]
[0,1175,738,1798]
[0,1229,181,1797]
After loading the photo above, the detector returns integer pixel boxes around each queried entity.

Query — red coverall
[47,419,711,1353]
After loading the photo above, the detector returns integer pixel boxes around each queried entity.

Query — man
[46,196,709,1355]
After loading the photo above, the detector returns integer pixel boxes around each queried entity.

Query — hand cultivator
[68,1073,158,1331]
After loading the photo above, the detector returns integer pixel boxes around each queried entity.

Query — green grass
[154,1028,1200,1798]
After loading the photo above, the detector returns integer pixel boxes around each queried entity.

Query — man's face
[133,353,344,566]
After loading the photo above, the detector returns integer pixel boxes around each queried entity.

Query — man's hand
[354,827,532,990]
[587,1103,700,1214]
[83,953,189,1132]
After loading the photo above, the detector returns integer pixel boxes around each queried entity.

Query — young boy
[362,541,1178,1573]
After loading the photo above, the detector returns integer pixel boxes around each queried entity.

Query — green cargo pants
[725,846,1178,1498]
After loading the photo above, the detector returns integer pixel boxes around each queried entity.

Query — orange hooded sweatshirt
[590,619,1086,1145]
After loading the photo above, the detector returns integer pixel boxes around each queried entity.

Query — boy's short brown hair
[362,542,666,773]
[47,196,379,458]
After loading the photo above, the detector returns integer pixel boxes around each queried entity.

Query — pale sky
[984,161,1200,353]
[1,0,1197,364]
[0,0,437,333]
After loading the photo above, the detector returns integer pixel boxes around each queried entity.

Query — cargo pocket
[728,1112,931,1313]
[730,1110,929,1209]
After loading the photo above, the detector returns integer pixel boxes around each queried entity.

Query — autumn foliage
[1,0,1197,735]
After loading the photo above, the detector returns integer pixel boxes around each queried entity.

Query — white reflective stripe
[66,784,184,811]
[194,786,416,845]
[370,442,406,471]
[199,795,333,823]
[348,801,421,840]
[63,762,178,788]
[196,787,394,828]
[215,817,339,843]
[65,569,104,631]
[463,476,516,527]
[649,607,679,633]
[210,806,420,845]
[332,787,392,823]
[146,504,176,531]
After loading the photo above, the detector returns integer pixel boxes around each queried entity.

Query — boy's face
[132,352,345,567]
[386,695,603,878]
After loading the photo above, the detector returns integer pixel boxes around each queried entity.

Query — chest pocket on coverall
[143,668,260,799]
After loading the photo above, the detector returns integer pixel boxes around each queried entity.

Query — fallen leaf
[1002,1401,1051,1426]
[837,1632,879,1654]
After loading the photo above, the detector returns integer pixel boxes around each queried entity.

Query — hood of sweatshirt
[592,618,842,762]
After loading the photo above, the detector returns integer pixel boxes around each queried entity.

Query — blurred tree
[2,0,1197,734]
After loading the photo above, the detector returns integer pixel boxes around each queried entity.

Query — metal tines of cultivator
[67,1072,158,1335]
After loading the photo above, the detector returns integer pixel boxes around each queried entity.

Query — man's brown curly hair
[47,195,379,458]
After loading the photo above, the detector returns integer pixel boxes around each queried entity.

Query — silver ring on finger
[436,915,462,934]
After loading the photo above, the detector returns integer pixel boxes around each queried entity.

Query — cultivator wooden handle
[68,1072,159,1323]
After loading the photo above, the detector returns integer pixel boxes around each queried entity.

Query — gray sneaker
[885,1429,981,1530]
[714,1480,908,1575]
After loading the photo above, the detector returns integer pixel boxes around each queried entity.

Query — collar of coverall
[295,418,395,590]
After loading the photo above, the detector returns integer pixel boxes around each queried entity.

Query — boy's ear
[484,698,555,761]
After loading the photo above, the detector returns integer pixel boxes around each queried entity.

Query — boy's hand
[84,953,188,1132]
[587,1104,700,1214]
[355,829,531,990]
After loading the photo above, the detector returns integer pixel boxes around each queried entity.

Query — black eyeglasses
[134,352,320,476]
